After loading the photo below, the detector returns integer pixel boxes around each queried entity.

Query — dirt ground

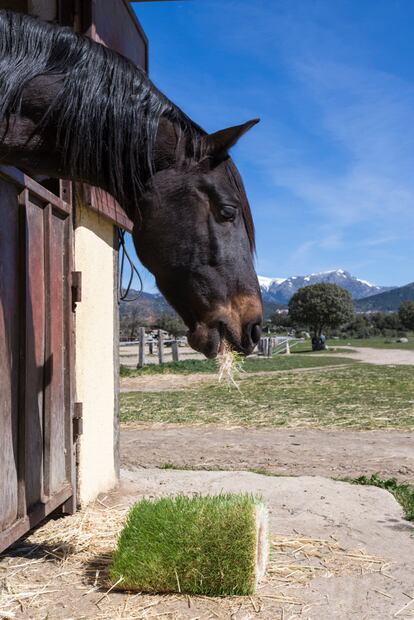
[2,347,413,619]
[120,346,414,484]
[1,471,413,619]
[121,427,414,484]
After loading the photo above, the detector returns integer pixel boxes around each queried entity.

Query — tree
[383,312,402,332]
[155,313,187,338]
[120,309,148,341]
[268,312,293,330]
[399,300,414,330]
[347,314,372,339]
[288,283,355,341]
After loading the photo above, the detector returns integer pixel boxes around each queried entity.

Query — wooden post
[171,340,179,362]
[158,330,164,364]
[267,338,273,357]
[137,327,146,368]
[285,339,290,355]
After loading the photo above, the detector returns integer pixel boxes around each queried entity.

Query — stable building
[0,0,146,552]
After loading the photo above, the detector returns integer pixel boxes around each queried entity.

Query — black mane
[0,10,202,212]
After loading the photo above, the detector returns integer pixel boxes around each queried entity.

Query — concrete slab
[116,469,414,619]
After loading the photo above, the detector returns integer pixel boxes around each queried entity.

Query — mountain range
[355,282,414,312]
[120,269,413,320]
[119,291,175,322]
[258,269,391,304]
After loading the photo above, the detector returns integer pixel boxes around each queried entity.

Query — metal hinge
[71,271,82,309]
[73,402,83,442]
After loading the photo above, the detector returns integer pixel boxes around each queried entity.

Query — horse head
[133,119,263,358]
[0,12,263,359]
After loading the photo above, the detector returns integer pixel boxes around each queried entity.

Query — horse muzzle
[187,293,263,358]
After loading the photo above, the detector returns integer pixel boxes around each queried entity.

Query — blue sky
[128,0,414,290]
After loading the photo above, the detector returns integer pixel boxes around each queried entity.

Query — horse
[0,10,263,358]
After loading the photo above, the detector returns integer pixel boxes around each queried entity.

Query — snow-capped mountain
[259,269,392,304]
[257,275,286,290]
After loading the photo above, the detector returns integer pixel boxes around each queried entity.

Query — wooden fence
[120,332,306,368]
[258,337,304,357]
[132,329,182,368]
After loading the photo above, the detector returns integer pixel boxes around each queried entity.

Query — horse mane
[0,11,201,208]
[0,10,255,250]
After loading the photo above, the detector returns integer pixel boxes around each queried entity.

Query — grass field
[120,363,414,430]
[120,353,354,377]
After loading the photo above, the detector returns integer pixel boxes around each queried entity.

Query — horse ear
[203,119,260,158]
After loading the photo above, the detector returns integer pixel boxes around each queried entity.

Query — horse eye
[220,206,237,221]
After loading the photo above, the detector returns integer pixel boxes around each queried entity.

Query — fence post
[285,339,290,355]
[137,327,146,368]
[171,340,179,362]
[158,329,164,364]
[267,338,273,357]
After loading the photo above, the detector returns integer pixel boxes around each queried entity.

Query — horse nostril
[250,322,262,345]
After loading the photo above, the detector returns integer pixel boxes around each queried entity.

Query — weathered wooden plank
[90,0,148,69]
[24,200,45,509]
[62,181,76,513]
[48,210,67,495]
[0,180,20,532]
[0,482,73,554]
[171,340,179,362]
[0,167,71,215]
[137,327,146,368]
[158,330,164,364]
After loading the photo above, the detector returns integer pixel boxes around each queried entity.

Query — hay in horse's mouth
[217,340,244,388]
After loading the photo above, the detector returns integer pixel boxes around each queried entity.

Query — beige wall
[74,205,118,505]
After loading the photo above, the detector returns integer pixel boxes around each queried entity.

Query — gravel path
[333,346,414,365]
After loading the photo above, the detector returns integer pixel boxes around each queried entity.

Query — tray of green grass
[110,493,269,596]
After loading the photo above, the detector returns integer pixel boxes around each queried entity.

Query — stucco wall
[74,205,118,505]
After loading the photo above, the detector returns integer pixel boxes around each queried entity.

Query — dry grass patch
[121,364,414,430]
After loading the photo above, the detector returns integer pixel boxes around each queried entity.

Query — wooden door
[0,167,75,553]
